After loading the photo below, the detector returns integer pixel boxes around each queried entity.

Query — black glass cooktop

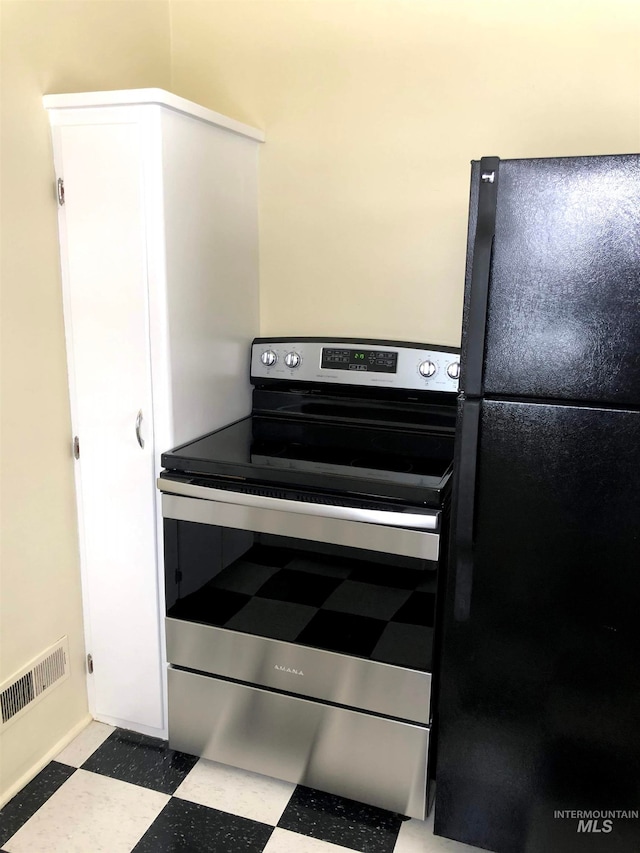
[161,415,454,506]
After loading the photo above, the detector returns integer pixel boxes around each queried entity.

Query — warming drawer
[168,666,431,819]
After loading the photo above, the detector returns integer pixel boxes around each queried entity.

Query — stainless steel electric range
[158,337,459,819]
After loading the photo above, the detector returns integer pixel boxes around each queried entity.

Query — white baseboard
[91,712,167,741]
[0,713,92,809]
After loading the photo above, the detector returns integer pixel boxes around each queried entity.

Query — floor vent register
[0,636,70,729]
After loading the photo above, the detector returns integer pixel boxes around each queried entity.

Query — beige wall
[170,0,640,345]
[0,0,171,802]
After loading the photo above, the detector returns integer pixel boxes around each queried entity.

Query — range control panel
[251,338,460,393]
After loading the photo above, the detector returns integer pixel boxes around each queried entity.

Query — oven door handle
[161,492,440,561]
[158,477,439,532]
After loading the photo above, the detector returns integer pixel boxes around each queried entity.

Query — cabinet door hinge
[57,177,65,206]
[175,570,182,584]
[73,435,80,460]
[87,653,94,674]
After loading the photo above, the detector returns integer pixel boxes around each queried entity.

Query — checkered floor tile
[0,722,479,852]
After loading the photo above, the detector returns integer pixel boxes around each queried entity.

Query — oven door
[160,478,440,724]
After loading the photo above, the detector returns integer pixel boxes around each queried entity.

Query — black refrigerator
[434,154,640,853]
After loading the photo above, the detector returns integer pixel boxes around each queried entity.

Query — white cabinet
[45,89,264,737]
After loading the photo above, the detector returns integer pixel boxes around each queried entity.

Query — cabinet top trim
[43,88,265,143]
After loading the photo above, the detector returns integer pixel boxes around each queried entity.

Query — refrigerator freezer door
[464,155,640,406]
[435,398,640,853]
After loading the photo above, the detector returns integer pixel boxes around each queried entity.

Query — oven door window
[164,518,437,673]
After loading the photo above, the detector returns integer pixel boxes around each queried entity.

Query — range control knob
[418,360,436,378]
[447,361,461,380]
[260,350,277,367]
[284,351,301,369]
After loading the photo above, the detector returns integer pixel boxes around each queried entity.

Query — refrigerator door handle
[463,156,500,398]
[453,398,481,621]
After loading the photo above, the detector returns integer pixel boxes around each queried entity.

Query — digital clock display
[321,348,398,373]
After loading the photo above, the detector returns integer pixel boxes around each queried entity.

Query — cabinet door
[56,121,164,732]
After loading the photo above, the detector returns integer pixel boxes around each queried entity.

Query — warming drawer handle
[135,409,145,449]
[157,478,439,532]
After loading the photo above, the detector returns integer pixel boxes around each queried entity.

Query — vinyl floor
[0,722,479,852]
